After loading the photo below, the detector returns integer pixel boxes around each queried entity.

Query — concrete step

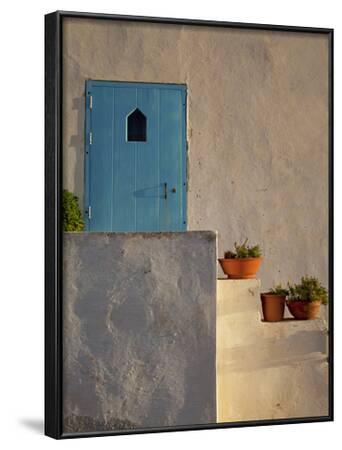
[217,278,329,423]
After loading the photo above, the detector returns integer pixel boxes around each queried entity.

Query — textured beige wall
[62,18,329,288]
[217,279,329,422]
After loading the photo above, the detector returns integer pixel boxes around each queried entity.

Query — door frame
[84,80,188,231]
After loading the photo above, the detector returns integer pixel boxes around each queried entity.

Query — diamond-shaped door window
[127,108,147,142]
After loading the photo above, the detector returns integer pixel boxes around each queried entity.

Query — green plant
[288,276,328,304]
[62,189,85,232]
[234,239,249,258]
[269,284,289,296]
[248,244,262,258]
[224,239,262,259]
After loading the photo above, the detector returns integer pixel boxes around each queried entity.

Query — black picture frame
[45,10,334,439]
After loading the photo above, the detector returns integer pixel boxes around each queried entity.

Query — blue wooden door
[84,81,187,232]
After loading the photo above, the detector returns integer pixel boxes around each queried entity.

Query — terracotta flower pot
[287,300,321,320]
[218,257,263,279]
[260,293,285,322]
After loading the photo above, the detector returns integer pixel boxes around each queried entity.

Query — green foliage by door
[62,189,85,232]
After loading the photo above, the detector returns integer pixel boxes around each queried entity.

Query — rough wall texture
[62,19,329,289]
[63,231,217,433]
[217,279,329,422]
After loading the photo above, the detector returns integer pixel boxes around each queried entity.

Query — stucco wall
[63,231,217,433]
[62,18,329,288]
[217,279,329,422]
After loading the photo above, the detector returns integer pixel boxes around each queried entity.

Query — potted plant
[261,285,288,322]
[218,239,263,279]
[286,276,328,320]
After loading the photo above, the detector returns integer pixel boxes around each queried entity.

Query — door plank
[135,87,159,231]
[159,89,184,231]
[113,87,137,231]
[88,85,114,231]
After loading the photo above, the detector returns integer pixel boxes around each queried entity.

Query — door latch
[163,183,177,198]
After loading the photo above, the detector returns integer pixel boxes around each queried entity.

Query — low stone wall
[217,279,329,422]
[63,231,217,433]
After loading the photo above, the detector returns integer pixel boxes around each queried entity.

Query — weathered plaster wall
[217,279,329,422]
[62,18,329,288]
[63,231,217,433]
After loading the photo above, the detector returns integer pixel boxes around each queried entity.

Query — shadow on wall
[69,96,85,209]
[220,329,328,373]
